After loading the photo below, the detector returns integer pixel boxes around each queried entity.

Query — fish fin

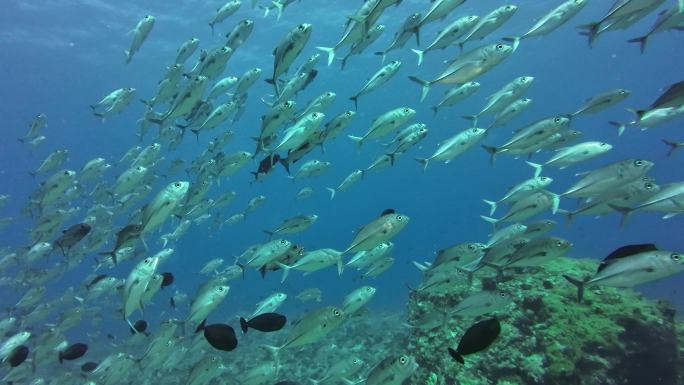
[607,204,633,227]
[562,274,588,303]
[315,46,335,66]
[347,135,364,148]
[239,317,249,334]
[414,157,429,172]
[349,96,359,111]
[462,115,478,127]
[194,319,206,333]
[662,139,683,158]
[481,145,498,165]
[480,215,499,230]
[608,121,626,136]
[447,348,465,364]
[502,36,520,51]
[627,36,648,55]
[431,106,439,117]
[411,49,424,66]
[412,261,430,272]
[275,262,292,283]
[408,76,430,102]
[526,161,542,178]
[326,187,336,200]
[123,50,131,64]
[263,230,274,239]
[577,22,600,48]
[482,199,497,216]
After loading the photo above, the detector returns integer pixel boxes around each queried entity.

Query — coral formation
[407,257,684,385]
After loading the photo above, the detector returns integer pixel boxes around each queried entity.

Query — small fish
[457,5,518,51]
[295,187,313,200]
[412,15,480,66]
[431,81,480,116]
[54,223,91,256]
[327,169,364,200]
[344,210,409,254]
[265,215,318,238]
[268,23,313,94]
[81,361,99,372]
[59,343,88,363]
[296,288,322,302]
[504,0,588,49]
[416,127,486,170]
[342,286,376,315]
[374,13,422,62]
[239,312,287,333]
[124,16,155,64]
[350,60,402,110]
[7,345,29,367]
[448,318,501,364]
[363,354,418,385]
[198,322,238,351]
[251,292,287,317]
[175,37,200,64]
[573,88,631,115]
[452,291,512,317]
[209,1,242,35]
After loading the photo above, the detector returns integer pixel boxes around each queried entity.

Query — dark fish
[8,345,29,367]
[161,272,174,288]
[198,323,238,351]
[85,274,108,289]
[130,320,149,335]
[54,223,91,255]
[81,361,99,372]
[448,318,501,364]
[169,296,176,308]
[381,208,396,216]
[59,343,88,363]
[99,223,142,264]
[252,154,281,179]
[239,312,287,334]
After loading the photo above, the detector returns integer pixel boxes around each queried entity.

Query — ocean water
[1,0,683,383]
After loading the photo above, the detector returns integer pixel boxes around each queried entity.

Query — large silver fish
[564,244,684,302]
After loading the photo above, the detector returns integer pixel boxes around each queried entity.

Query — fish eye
[645,183,654,189]
[137,166,144,171]
[397,215,404,221]
[634,160,644,166]
[400,356,408,364]
[506,5,513,9]
[298,24,305,30]
[556,241,564,247]
[63,171,70,175]
[346,111,353,116]
[280,240,287,244]
[334,310,341,316]
[496,44,503,50]
[499,292,507,297]
[468,245,475,250]
[353,359,359,364]
[218,287,225,292]
[672,254,681,261]
[174,182,181,187]
[554,117,562,123]
[403,108,410,113]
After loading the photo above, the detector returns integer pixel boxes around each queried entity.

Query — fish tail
[316,46,335,66]
[577,22,600,48]
[347,135,364,149]
[482,200,497,216]
[97,251,118,266]
[272,1,284,20]
[662,139,683,158]
[408,76,430,102]
[239,317,249,334]
[447,347,465,364]
[462,115,478,127]
[326,187,336,200]
[278,157,291,174]
[258,5,270,18]
[209,22,215,36]
[480,215,499,231]
[373,51,387,64]
[411,49,424,66]
[276,262,292,283]
[340,56,349,70]
[349,96,358,111]
[431,106,439,117]
[59,351,64,364]
[260,344,280,362]
[502,36,520,51]
[562,274,588,303]
[627,36,648,55]
[526,161,543,178]
[481,145,498,165]
[608,121,626,136]
[412,261,430,272]
[414,157,429,172]
[123,50,131,64]
[607,204,634,228]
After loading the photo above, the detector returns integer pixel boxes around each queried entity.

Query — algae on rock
[406,257,684,385]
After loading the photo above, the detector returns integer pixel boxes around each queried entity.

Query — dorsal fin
[598,244,658,272]
[380,208,395,217]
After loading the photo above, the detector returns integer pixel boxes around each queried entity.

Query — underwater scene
[1,0,684,384]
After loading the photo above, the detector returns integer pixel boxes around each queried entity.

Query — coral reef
[407,257,684,385]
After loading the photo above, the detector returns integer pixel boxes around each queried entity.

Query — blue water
[1,0,683,350]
